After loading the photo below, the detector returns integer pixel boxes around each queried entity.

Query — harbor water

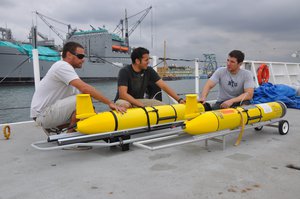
[0,79,218,124]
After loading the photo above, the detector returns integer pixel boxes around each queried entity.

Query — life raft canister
[257,64,270,85]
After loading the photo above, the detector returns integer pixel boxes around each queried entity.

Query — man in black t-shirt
[115,47,184,108]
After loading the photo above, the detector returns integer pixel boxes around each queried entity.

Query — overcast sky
[1,0,300,65]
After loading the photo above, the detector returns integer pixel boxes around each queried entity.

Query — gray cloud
[1,0,300,63]
[0,0,15,7]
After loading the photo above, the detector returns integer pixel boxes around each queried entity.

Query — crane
[34,11,75,42]
[113,6,152,47]
[37,31,48,40]
[127,6,152,37]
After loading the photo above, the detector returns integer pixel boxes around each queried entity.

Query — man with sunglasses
[30,42,126,132]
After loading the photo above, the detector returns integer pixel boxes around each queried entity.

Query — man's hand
[108,102,127,113]
[199,96,206,104]
[220,99,234,109]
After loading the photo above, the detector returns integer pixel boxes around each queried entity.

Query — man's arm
[220,87,254,108]
[70,79,126,112]
[155,79,183,103]
[118,85,145,107]
[199,79,216,103]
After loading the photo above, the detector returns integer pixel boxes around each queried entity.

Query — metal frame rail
[31,121,184,151]
[31,118,287,151]
[133,118,285,151]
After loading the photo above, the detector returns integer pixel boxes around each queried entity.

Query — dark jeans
[212,100,251,110]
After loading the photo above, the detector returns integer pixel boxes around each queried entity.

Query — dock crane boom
[128,6,152,37]
[34,11,75,42]
[113,6,152,47]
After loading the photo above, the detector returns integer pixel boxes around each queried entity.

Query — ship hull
[0,46,130,84]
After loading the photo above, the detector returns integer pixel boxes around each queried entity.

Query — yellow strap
[3,125,11,140]
[234,109,245,146]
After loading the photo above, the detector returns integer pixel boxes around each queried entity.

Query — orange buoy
[257,64,270,85]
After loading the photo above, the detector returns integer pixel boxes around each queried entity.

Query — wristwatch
[177,98,183,103]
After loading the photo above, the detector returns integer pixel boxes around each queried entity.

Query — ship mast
[164,40,167,67]
[124,9,129,47]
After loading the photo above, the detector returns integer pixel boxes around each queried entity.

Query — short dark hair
[131,47,149,63]
[62,42,84,58]
[229,50,245,63]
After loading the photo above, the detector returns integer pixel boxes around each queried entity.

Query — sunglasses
[70,51,85,59]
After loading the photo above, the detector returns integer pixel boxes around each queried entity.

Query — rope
[153,60,164,67]
[0,52,60,58]
[0,106,30,111]
[0,56,31,84]
[90,55,125,69]
[0,52,30,56]
[158,57,192,62]
[92,56,130,59]
[90,55,165,68]
[239,92,249,106]
[158,57,205,62]
[234,108,245,146]
[152,91,162,100]
[89,55,204,68]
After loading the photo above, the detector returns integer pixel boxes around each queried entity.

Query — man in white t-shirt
[200,50,255,109]
[30,42,126,132]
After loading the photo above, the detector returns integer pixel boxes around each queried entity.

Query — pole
[152,55,158,72]
[163,40,167,67]
[195,58,199,98]
[32,50,40,89]
[31,26,40,89]
[125,9,129,47]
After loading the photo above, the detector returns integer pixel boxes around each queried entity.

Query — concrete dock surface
[0,108,299,199]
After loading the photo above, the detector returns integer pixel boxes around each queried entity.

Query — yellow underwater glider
[75,93,288,136]
[31,93,289,151]
[184,101,287,135]
[75,94,209,134]
[183,100,288,146]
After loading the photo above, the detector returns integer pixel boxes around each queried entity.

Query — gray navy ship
[0,25,131,84]
[0,7,154,84]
